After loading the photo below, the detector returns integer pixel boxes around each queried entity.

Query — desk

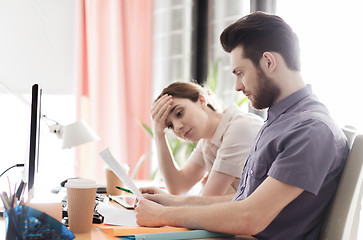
[0,215,256,240]
[1,196,256,240]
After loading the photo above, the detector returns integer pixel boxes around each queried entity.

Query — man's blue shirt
[233,85,349,240]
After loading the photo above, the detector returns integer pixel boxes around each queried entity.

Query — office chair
[320,133,363,240]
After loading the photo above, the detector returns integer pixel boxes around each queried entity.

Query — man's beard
[250,68,280,110]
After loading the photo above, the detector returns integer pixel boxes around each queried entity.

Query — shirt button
[250,169,254,175]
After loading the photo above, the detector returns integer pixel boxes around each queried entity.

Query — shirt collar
[210,104,239,146]
[266,85,313,125]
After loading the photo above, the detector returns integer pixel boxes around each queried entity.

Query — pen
[0,192,11,210]
[15,181,25,199]
[115,186,133,194]
[11,183,17,208]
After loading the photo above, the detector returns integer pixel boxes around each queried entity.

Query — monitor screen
[28,84,42,193]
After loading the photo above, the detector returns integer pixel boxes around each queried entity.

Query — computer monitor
[27,84,42,193]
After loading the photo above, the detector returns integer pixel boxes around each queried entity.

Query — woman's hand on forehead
[150,94,173,135]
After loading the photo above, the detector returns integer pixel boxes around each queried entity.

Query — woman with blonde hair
[151,81,263,196]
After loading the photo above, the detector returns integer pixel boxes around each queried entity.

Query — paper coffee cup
[105,165,129,196]
[65,179,97,233]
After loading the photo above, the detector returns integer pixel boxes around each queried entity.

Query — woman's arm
[151,95,205,194]
[155,133,206,194]
[200,170,235,196]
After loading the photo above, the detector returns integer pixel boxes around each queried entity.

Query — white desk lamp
[44,116,100,149]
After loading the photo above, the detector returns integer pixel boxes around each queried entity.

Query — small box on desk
[4,205,75,239]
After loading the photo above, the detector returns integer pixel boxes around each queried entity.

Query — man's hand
[135,199,168,227]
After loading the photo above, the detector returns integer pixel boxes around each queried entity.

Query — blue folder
[119,229,234,240]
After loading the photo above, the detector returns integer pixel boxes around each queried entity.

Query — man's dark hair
[220,11,300,71]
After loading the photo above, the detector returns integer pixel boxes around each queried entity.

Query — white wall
[0,0,76,94]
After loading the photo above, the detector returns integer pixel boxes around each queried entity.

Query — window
[153,0,193,97]
[152,0,251,109]
[209,0,250,110]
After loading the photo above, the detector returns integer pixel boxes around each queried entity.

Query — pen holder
[4,205,75,240]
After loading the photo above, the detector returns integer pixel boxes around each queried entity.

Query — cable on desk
[0,164,25,178]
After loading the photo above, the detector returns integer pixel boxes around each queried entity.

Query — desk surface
[1,215,257,240]
[1,195,256,240]
[0,217,256,240]
[0,219,256,239]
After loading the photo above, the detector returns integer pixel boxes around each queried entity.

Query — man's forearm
[182,193,234,206]
[162,201,257,235]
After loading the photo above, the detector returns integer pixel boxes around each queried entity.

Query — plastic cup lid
[65,178,96,189]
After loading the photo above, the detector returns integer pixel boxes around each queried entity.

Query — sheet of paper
[99,148,144,199]
[97,202,138,226]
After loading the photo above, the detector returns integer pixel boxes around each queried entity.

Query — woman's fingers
[151,95,172,118]
[150,95,173,130]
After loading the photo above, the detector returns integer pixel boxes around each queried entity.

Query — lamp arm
[42,115,64,138]
[48,123,63,138]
